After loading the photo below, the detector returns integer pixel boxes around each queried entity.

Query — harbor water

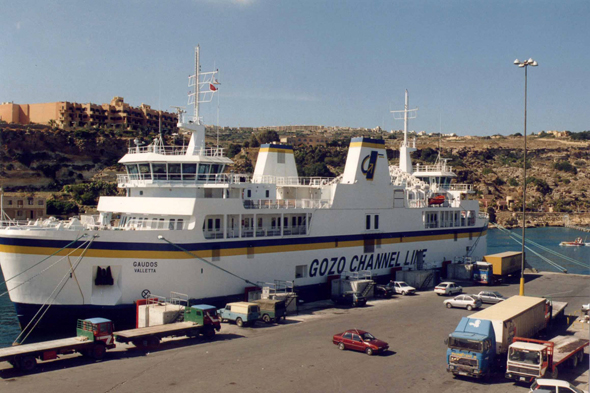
[0,227,588,348]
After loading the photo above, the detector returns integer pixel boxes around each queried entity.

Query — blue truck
[446,296,549,379]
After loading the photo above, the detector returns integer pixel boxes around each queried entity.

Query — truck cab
[446,317,496,378]
[472,261,493,285]
[184,305,221,331]
[77,318,116,349]
[505,341,548,382]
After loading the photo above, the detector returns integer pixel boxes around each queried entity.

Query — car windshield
[492,292,503,297]
[360,332,376,341]
[448,337,483,352]
[508,348,540,365]
[398,282,409,287]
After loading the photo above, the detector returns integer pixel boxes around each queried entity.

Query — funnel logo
[361,151,383,181]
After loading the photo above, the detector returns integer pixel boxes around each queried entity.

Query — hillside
[1,123,589,226]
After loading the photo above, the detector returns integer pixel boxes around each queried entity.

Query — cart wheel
[262,314,271,324]
[236,317,244,327]
[19,355,37,372]
[570,353,578,368]
[338,343,345,350]
[203,327,216,340]
[91,343,106,360]
[365,348,374,356]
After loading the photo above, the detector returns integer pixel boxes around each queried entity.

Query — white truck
[505,320,589,383]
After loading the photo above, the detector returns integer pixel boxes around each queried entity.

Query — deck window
[176,219,184,230]
[295,264,307,278]
[169,219,175,230]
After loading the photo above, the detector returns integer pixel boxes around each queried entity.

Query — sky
[1,0,589,136]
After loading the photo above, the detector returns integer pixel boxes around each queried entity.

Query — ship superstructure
[0,48,487,331]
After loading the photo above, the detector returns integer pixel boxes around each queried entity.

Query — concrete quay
[1,271,588,393]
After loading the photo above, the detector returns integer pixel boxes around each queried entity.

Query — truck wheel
[19,355,37,372]
[467,305,473,311]
[549,367,558,379]
[338,343,345,351]
[203,327,216,340]
[236,317,244,327]
[262,314,271,324]
[365,348,374,356]
[91,343,106,360]
[446,303,452,309]
[570,353,579,368]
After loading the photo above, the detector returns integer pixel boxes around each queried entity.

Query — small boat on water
[559,237,585,247]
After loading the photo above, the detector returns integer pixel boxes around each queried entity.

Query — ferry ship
[0,47,487,332]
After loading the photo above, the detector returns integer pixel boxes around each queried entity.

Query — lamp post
[514,58,538,296]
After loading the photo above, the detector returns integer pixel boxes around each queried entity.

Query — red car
[332,329,389,355]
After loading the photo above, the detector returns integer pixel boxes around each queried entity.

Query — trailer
[446,296,550,378]
[505,322,589,382]
[0,318,115,372]
[473,252,522,285]
[114,304,221,347]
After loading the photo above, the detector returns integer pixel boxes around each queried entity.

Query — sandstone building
[0,97,177,133]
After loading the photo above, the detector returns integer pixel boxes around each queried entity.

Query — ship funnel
[253,143,298,181]
[341,137,389,185]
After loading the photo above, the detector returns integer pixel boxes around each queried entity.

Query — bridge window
[169,164,181,180]
[138,164,151,180]
[152,163,166,180]
[183,163,196,180]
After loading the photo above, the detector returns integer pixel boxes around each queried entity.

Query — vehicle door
[454,295,465,307]
[351,334,364,352]
[341,332,354,349]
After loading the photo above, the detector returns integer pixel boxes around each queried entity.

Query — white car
[530,379,588,393]
[444,295,482,311]
[434,282,462,296]
[391,281,416,296]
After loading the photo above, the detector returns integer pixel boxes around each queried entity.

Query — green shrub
[46,199,79,216]
[553,161,577,174]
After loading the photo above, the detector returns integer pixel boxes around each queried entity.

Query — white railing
[444,184,473,192]
[118,173,252,186]
[252,175,334,186]
[414,163,454,173]
[127,145,225,157]
[243,199,330,210]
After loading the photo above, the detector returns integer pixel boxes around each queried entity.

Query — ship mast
[179,45,220,155]
[391,90,418,174]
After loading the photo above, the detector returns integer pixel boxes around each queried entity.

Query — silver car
[444,295,482,311]
[476,291,506,304]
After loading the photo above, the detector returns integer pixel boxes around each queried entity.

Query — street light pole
[514,58,538,296]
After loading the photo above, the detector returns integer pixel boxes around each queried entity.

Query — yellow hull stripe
[349,141,385,149]
[0,229,486,260]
